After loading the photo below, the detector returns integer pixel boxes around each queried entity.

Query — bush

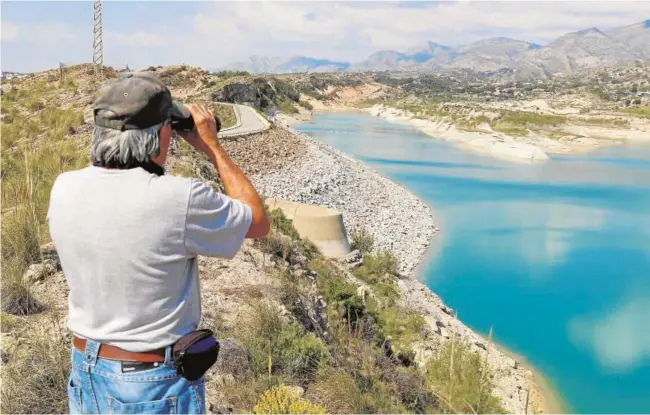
[299,100,313,111]
[253,384,326,414]
[279,101,299,114]
[266,207,301,240]
[377,308,424,355]
[279,330,330,380]
[242,302,330,383]
[498,112,566,127]
[304,368,360,413]
[350,228,374,254]
[425,336,505,414]
[622,106,650,118]
[353,251,398,284]
[213,103,238,129]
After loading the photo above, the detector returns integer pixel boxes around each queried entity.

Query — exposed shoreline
[252,119,564,413]
[279,102,648,164]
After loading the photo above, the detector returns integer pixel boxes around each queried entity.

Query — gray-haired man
[47,71,270,414]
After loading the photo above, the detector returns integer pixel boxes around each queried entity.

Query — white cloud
[107,31,168,47]
[2,22,20,42]
[3,1,650,72]
[461,200,606,273]
[169,1,650,66]
[569,297,650,372]
[1,20,78,44]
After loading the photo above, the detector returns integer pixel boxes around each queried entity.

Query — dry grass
[425,330,505,414]
[350,227,375,254]
[0,317,71,414]
[213,103,238,129]
[620,105,650,119]
[1,85,88,317]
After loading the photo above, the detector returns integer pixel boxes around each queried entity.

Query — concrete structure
[219,104,270,138]
[265,197,351,258]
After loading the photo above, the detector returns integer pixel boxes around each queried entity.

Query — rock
[0,349,9,364]
[438,326,450,339]
[341,249,362,265]
[441,305,454,316]
[475,341,487,351]
[214,338,251,379]
[22,260,58,284]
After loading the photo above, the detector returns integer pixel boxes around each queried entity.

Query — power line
[93,0,103,77]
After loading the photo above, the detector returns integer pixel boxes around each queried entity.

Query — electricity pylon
[93,0,103,77]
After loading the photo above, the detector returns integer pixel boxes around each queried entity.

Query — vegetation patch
[253,384,325,414]
[620,105,650,119]
[425,335,505,414]
[350,228,375,254]
[213,102,238,129]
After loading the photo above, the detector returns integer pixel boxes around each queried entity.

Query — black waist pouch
[172,329,220,381]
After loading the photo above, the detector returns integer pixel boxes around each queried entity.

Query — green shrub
[305,368,360,413]
[353,251,398,284]
[279,101,299,114]
[242,302,330,383]
[425,337,505,414]
[213,103,238,129]
[279,331,330,380]
[499,112,566,127]
[377,308,424,355]
[621,106,650,119]
[299,100,313,111]
[350,228,374,254]
[266,207,301,240]
[371,282,401,306]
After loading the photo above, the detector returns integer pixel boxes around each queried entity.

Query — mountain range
[219,19,650,79]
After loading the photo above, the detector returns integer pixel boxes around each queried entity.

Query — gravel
[251,126,438,277]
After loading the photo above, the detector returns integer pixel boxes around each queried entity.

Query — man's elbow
[246,216,271,239]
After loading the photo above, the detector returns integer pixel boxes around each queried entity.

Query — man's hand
[177,104,218,155]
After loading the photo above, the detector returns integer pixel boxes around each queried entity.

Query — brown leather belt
[73,336,166,363]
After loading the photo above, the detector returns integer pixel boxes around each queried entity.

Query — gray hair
[91,123,163,167]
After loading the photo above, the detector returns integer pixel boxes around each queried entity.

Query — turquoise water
[294,112,650,414]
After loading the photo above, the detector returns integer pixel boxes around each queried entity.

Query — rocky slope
[1,63,553,414]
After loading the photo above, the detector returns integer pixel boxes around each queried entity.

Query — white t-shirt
[46,165,252,352]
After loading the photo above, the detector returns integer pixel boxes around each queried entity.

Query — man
[47,71,270,414]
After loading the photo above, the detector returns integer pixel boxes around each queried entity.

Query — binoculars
[171,113,222,134]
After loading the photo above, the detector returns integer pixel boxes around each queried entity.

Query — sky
[2,0,650,73]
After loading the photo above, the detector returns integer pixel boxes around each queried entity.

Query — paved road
[220,104,270,138]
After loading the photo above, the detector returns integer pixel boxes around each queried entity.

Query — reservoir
[294,112,650,414]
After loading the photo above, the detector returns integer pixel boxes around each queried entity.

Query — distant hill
[219,55,350,74]
[220,19,650,78]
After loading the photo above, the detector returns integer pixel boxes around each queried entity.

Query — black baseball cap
[93,71,191,131]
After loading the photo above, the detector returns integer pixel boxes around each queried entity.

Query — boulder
[292,294,329,340]
[214,338,251,379]
[22,260,58,284]
[341,249,363,269]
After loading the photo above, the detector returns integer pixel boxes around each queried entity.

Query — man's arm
[179,104,270,239]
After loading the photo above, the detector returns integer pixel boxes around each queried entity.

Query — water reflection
[569,296,650,373]
[296,112,650,413]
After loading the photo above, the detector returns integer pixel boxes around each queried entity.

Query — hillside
[0,64,548,414]
[220,19,650,78]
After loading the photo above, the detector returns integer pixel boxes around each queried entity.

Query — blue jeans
[68,339,206,414]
